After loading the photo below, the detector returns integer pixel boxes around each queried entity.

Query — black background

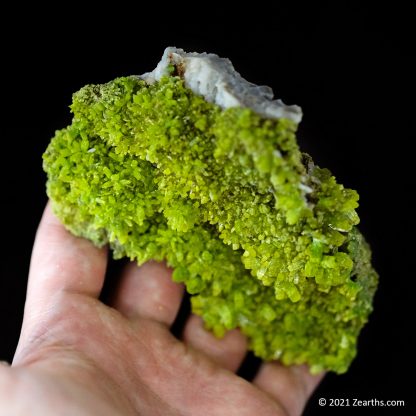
[0,3,414,415]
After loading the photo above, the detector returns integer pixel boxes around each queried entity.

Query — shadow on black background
[0,3,413,414]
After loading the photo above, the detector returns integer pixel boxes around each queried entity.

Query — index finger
[23,201,108,315]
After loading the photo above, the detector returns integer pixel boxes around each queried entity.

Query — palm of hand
[2,204,322,415]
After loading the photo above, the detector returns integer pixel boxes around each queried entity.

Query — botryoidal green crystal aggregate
[43,74,378,374]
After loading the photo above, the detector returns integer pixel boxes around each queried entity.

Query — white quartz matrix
[141,47,302,123]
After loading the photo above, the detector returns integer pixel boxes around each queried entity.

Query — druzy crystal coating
[43,50,378,374]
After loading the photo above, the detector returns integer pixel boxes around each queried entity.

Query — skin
[0,202,323,415]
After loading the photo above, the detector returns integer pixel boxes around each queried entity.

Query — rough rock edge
[140,47,303,123]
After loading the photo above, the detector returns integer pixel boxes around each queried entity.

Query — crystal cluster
[43,49,378,373]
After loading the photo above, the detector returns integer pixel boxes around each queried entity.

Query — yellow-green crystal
[43,75,378,374]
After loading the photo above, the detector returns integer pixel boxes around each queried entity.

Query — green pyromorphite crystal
[43,69,378,374]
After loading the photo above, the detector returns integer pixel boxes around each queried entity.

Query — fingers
[253,362,324,416]
[112,261,184,326]
[26,202,108,304]
[183,315,248,372]
[15,202,108,363]
[113,262,248,372]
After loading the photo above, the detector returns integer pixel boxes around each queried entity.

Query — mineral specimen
[43,47,378,374]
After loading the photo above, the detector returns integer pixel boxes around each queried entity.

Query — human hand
[1,203,323,415]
